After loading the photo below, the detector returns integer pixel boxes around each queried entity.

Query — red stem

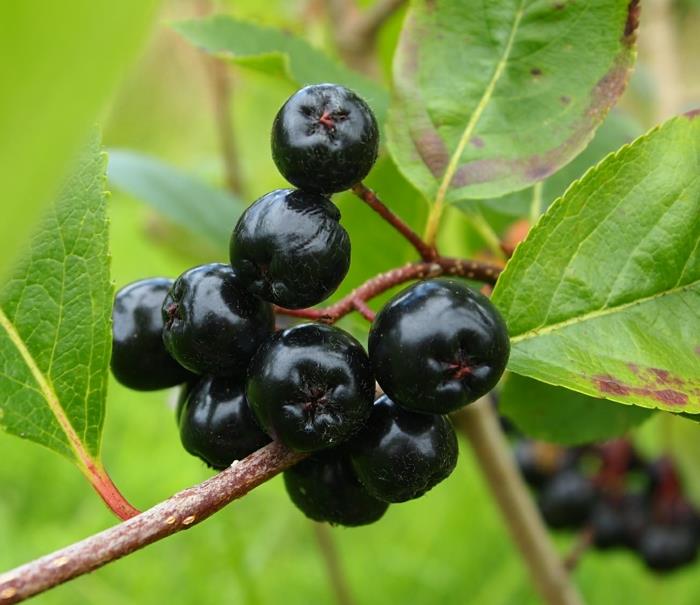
[351,183,437,261]
[275,257,501,323]
[86,463,140,521]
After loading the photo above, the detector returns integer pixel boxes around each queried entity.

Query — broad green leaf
[0,135,111,468]
[172,16,389,125]
[0,0,159,276]
[500,374,652,445]
[387,0,638,203]
[468,110,643,230]
[492,115,700,413]
[108,149,244,250]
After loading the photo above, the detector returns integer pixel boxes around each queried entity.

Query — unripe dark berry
[284,451,389,527]
[538,469,596,530]
[162,263,273,376]
[229,189,350,309]
[246,323,374,452]
[349,396,458,503]
[179,376,271,470]
[271,83,379,193]
[111,277,194,390]
[369,279,510,414]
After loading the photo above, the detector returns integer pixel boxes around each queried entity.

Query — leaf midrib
[0,305,94,468]
[510,279,700,345]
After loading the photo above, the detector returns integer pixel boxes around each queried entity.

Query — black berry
[179,376,271,470]
[591,494,648,550]
[514,440,573,489]
[162,263,273,376]
[349,396,458,503]
[639,524,699,572]
[247,323,374,452]
[111,277,193,390]
[229,189,350,309]
[538,469,597,530]
[271,83,379,193]
[284,451,388,526]
[369,279,510,414]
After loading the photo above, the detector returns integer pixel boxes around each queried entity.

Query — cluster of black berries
[110,83,510,527]
[514,437,700,573]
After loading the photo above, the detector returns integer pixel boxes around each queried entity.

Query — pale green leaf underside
[107,149,244,249]
[173,16,389,125]
[500,374,652,445]
[387,0,637,203]
[493,115,700,413]
[0,135,111,462]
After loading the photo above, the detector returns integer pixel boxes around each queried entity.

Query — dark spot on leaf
[470,137,485,148]
[560,95,571,105]
[695,346,700,356]
[415,128,450,178]
[531,67,542,77]
[684,109,700,120]
[650,368,685,387]
[627,363,639,374]
[593,374,689,407]
[623,0,640,47]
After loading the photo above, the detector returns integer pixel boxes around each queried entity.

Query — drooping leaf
[492,114,700,413]
[0,0,159,276]
[0,135,111,468]
[387,0,638,203]
[108,149,244,250]
[173,16,389,125]
[500,374,652,445]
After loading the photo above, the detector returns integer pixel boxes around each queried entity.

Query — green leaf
[108,149,244,250]
[492,114,700,413]
[0,134,111,468]
[387,0,638,203]
[0,0,159,276]
[467,109,643,228]
[172,15,389,125]
[500,374,652,445]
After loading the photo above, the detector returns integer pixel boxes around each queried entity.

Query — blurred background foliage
[1,0,700,603]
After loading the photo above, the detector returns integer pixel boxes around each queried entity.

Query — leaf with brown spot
[387,0,637,203]
[493,116,700,413]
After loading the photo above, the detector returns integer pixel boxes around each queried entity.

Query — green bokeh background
[2,1,700,603]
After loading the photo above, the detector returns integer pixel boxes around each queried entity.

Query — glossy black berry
[111,278,194,391]
[284,451,389,526]
[179,376,271,470]
[229,189,350,309]
[538,469,597,530]
[271,83,379,193]
[349,396,458,503]
[369,279,510,414]
[247,323,374,452]
[514,440,573,489]
[639,524,699,572]
[162,264,274,376]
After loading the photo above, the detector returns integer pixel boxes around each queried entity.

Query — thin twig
[453,399,584,605]
[0,442,305,604]
[312,523,357,605]
[274,257,502,323]
[563,529,593,572]
[351,183,437,261]
[352,298,376,322]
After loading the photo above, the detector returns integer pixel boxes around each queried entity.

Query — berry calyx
[284,451,389,527]
[271,83,379,193]
[229,189,350,309]
[179,376,271,470]
[111,277,194,391]
[369,279,510,414]
[246,323,374,452]
[162,263,273,376]
[349,396,458,503]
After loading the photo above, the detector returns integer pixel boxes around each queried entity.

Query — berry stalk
[274,257,502,323]
[0,442,305,604]
[453,399,584,605]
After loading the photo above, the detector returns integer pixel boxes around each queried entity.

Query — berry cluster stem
[0,442,305,605]
[453,399,584,605]
[274,257,501,323]
[351,183,437,261]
